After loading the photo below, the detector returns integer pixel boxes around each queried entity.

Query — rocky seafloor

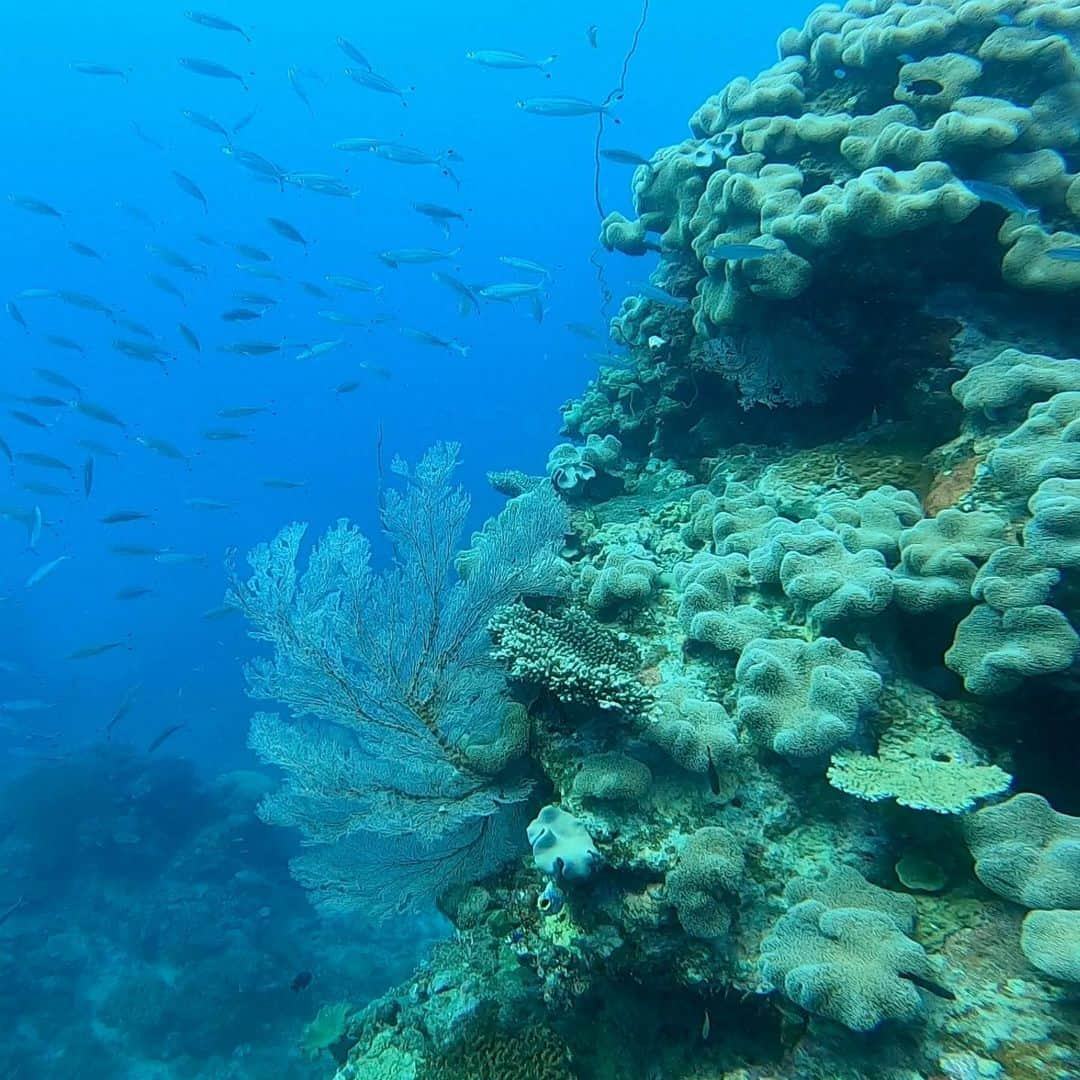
[302,1,1080,1077]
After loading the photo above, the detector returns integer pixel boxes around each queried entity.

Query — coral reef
[319,3,1080,1078]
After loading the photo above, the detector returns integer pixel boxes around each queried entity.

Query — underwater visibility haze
[3,0,1080,1076]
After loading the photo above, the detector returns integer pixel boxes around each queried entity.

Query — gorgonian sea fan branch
[227,442,569,918]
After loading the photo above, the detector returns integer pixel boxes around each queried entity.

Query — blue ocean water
[0,1,809,1075]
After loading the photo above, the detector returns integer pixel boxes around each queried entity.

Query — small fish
[29,505,42,550]
[116,585,154,601]
[230,241,273,262]
[267,216,308,249]
[316,311,367,326]
[296,339,344,360]
[236,264,283,281]
[0,699,53,713]
[465,50,556,75]
[377,246,459,268]
[1047,247,1080,263]
[66,640,126,660]
[17,288,58,300]
[83,456,94,497]
[116,317,156,338]
[201,602,237,620]
[9,194,63,219]
[706,243,773,261]
[182,109,231,140]
[155,551,206,565]
[185,497,231,510]
[135,436,187,460]
[68,240,104,260]
[201,428,249,441]
[478,282,544,301]
[77,438,120,457]
[57,290,115,317]
[16,452,71,472]
[71,62,129,80]
[599,148,651,167]
[21,481,66,496]
[300,281,331,299]
[638,283,690,308]
[517,96,616,118]
[6,300,28,332]
[586,24,599,47]
[324,275,381,294]
[702,1009,711,1041]
[232,107,258,134]
[172,171,208,213]
[371,143,443,167]
[148,274,186,305]
[43,334,85,355]
[432,271,480,314]
[222,308,262,322]
[498,256,551,277]
[345,68,411,104]
[565,322,602,341]
[179,323,202,352]
[109,543,161,557]
[106,682,141,738]
[101,509,153,524]
[8,410,48,430]
[401,327,470,357]
[962,179,1033,217]
[262,478,306,489]
[217,405,270,418]
[35,368,82,392]
[130,121,164,150]
[288,66,315,117]
[901,972,956,1001]
[336,37,371,70]
[147,721,186,753]
[236,292,279,307]
[220,341,281,357]
[72,399,125,428]
[335,379,362,394]
[333,137,382,152]
[179,57,250,89]
[283,174,355,198]
[290,970,313,992]
[21,394,67,409]
[221,147,286,186]
[115,201,155,227]
[413,202,465,237]
[706,746,721,796]
[26,554,70,588]
[185,9,251,41]
[0,898,24,928]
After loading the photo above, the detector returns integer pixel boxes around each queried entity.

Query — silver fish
[288,66,315,117]
[333,137,382,152]
[8,194,62,219]
[325,274,382,293]
[26,554,70,588]
[172,171,208,212]
[478,282,544,301]
[179,56,249,90]
[517,96,616,117]
[432,271,480,314]
[401,327,469,357]
[267,216,307,248]
[184,10,251,42]
[68,241,104,260]
[148,274,186,305]
[345,68,410,104]
[72,62,129,80]
[179,323,202,352]
[377,246,459,268]
[465,49,556,73]
[599,148,652,167]
[336,37,372,70]
[498,256,551,277]
[182,109,232,140]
